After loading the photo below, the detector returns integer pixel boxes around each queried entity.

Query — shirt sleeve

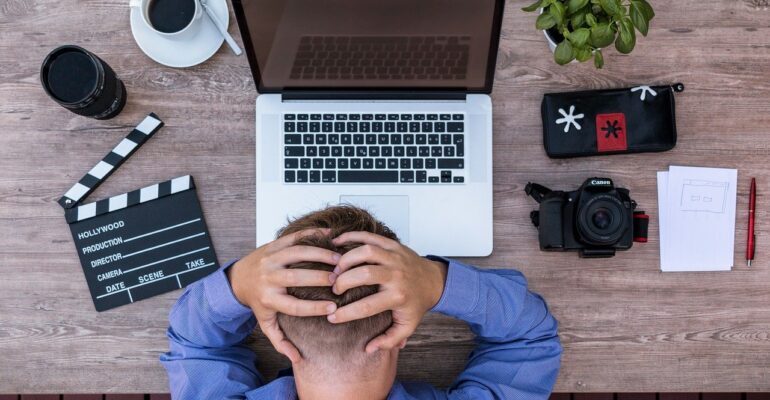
[160,260,265,399]
[427,257,563,400]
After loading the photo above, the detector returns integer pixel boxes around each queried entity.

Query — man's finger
[270,228,331,251]
[268,245,341,268]
[327,291,393,324]
[333,231,399,250]
[271,294,337,317]
[334,244,390,275]
[333,265,389,294]
[270,268,335,287]
[365,323,414,354]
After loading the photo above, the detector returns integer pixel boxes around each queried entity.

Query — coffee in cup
[130,0,203,41]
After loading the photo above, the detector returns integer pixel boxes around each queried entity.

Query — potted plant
[522,0,655,68]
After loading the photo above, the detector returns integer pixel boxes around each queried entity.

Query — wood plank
[104,396,144,400]
[702,394,742,400]
[574,394,614,400]
[0,396,18,400]
[550,394,572,400]
[2,0,770,394]
[659,394,700,400]
[148,395,170,400]
[747,394,770,400]
[19,396,59,400]
[617,394,656,400]
[63,396,103,400]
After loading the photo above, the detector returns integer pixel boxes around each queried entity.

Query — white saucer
[130,0,228,68]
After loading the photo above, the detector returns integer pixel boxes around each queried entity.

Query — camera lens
[577,194,628,246]
[592,209,613,230]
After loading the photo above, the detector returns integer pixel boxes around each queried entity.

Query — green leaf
[571,10,587,29]
[594,49,604,68]
[522,0,548,12]
[569,28,591,46]
[630,3,649,36]
[554,40,576,65]
[599,0,622,16]
[615,19,636,53]
[585,13,598,27]
[632,0,655,20]
[536,12,557,30]
[549,1,566,25]
[576,46,593,62]
[590,23,616,48]
[567,0,590,14]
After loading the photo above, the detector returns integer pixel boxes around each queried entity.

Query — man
[161,206,562,399]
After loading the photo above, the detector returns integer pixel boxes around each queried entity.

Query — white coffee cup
[129,0,203,41]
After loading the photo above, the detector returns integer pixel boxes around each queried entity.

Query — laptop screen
[233,0,503,93]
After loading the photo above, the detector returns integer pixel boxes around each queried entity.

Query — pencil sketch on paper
[679,179,729,213]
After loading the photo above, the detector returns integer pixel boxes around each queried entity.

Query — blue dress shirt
[161,257,562,399]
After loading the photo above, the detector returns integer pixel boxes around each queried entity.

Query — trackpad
[339,195,410,244]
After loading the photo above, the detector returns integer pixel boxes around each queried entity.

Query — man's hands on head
[327,232,448,354]
[227,229,340,363]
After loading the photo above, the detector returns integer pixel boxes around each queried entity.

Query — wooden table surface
[2,0,770,394]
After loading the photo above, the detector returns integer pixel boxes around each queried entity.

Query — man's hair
[275,205,396,368]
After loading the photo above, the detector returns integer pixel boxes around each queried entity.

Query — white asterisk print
[631,85,658,101]
[555,105,584,133]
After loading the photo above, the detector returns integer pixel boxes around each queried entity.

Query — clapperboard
[60,113,219,311]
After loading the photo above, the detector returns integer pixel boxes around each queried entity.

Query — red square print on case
[596,113,628,152]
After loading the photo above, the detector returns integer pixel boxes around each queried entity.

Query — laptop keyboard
[283,113,466,184]
[290,36,470,81]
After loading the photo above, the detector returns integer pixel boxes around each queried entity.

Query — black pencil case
[541,83,684,158]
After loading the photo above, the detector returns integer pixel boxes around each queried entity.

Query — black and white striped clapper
[60,113,219,311]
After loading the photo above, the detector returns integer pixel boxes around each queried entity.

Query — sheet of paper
[659,166,738,272]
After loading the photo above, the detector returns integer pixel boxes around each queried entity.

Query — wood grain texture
[1,0,770,394]
[659,394,700,400]
[617,394,656,400]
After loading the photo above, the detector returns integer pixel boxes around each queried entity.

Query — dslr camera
[525,178,647,258]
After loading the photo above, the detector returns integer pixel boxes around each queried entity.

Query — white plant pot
[544,29,558,53]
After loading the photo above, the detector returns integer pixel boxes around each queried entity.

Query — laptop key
[407,146,417,157]
[441,170,452,182]
[429,176,440,183]
[452,114,464,120]
[332,146,342,157]
[426,159,436,169]
[360,122,371,132]
[285,171,296,182]
[356,147,367,156]
[404,135,415,144]
[313,158,323,169]
[373,122,383,132]
[285,146,304,157]
[322,171,336,183]
[414,114,426,121]
[409,122,420,132]
[310,122,320,132]
[417,170,427,182]
[285,158,299,169]
[369,147,380,157]
[363,159,374,169]
[382,146,393,156]
[347,122,358,132]
[366,134,376,144]
[441,134,452,144]
[285,134,301,144]
[422,122,433,133]
[284,122,296,132]
[351,158,362,169]
[394,146,405,157]
[428,114,438,121]
[362,114,374,120]
[375,159,386,169]
[439,114,451,120]
[413,159,424,169]
[378,134,389,144]
[400,171,415,183]
[350,114,361,120]
[297,171,308,183]
[325,159,336,169]
[319,146,330,157]
[329,134,340,144]
[447,122,463,132]
[397,122,408,133]
[388,114,399,120]
[322,122,333,132]
[416,134,427,144]
[428,135,439,144]
[338,158,349,169]
[298,114,309,120]
[388,158,398,169]
[285,114,296,120]
[354,134,364,144]
[323,114,335,120]
[310,170,321,183]
[431,147,442,157]
[341,134,352,144]
[311,114,322,120]
[301,158,311,169]
[391,134,402,144]
[344,146,355,156]
[385,122,395,132]
[297,122,308,132]
[335,122,346,132]
[400,159,411,169]
[454,176,465,183]
[307,146,318,157]
[316,134,327,144]
[375,114,387,120]
[438,159,464,169]
[338,171,398,183]
[419,146,430,156]
[444,146,455,157]
[400,114,412,120]
[335,114,347,120]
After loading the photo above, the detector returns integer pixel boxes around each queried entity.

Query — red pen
[747,178,756,267]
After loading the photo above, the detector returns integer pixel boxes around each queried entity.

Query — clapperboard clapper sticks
[60,113,219,311]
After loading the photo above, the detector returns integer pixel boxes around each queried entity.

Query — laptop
[232,0,504,257]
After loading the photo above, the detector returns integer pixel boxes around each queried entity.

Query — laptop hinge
[281,91,467,101]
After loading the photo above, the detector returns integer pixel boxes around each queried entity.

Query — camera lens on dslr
[578,195,626,246]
